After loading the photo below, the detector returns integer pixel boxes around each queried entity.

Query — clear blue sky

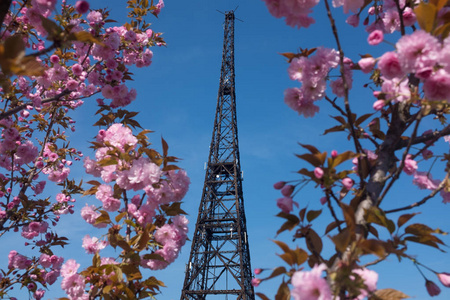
[2,0,450,299]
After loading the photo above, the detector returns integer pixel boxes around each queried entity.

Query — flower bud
[314,167,324,179]
[342,178,354,190]
[254,268,262,275]
[426,280,441,296]
[273,181,286,190]
[281,185,294,197]
[251,278,261,287]
[437,272,450,288]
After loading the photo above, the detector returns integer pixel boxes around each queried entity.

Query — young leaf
[414,2,437,32]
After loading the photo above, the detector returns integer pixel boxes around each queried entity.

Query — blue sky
[2,0,450,299]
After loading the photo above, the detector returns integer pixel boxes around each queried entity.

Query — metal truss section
[180,11,255,300]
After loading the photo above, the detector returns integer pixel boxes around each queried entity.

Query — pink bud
[320,197,327,205]
[367,30,384,46]
[75,1,90,14]
[314,167,324,179]
[437,272,450,287]
[281,185,294,197]
[254,268,262,275]
[331,150,338,158]
[273,181,286,190]
[426,280,441,296]
[342,178,354,190]
[251,278,261,287]
[373,100,385,111]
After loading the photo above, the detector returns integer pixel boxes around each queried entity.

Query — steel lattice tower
[180,11,255,300]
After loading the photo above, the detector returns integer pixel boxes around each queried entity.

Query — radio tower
[180,11,255,300]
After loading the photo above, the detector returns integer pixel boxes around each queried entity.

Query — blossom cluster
[284,47,352,117]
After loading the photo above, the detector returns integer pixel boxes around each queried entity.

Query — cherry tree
[0,1,190,299]
[254,0,450,299]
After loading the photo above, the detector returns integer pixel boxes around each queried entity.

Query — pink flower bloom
[82,235,108,254]
[378,51,404,80]
[346,14,359,27]
[353,268,378,299]
[358,57,376,73]
[61,259,79,277]
[413,171,439,190]
[367,30,383,45]
[437,272,450,287]
[403,154,418,175]
[381,77,411,103]
[396,30,440,74]
[342,177,354,190]
[426,280,441,297]
[291,264,332,300]
[87,11,103,25]
[332,0,364,14]
[423,70,450,101]
[284,88,320,118]
[277,197,294,214]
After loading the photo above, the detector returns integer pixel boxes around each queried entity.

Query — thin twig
[385,172,449,213]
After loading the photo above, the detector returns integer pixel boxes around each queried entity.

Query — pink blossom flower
[82,235,108,254]
[254,268,262,275]
[358,57,376,73]
[346,14,359,27]
[284,88,320,118]
[437,272,450,287]
[367,30,383,45]
[291,264,332,300]
[277,197,294,214]
[423,70,450,101]
[332,0,364,14]
[413,171,439,190]
[378,51,404,80]
[396,30,440,74]
[426,280,441,296]
[353,268,378,299]
[403,154,418,175]
[61,259,79,277]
